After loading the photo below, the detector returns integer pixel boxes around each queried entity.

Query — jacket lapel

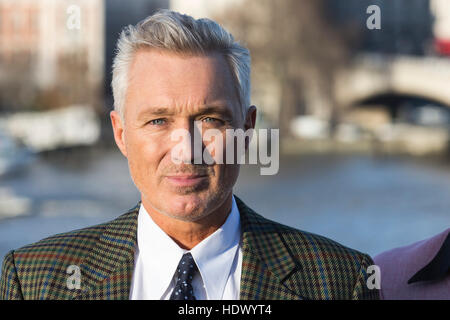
[236,196,306,300]
[73,203,140,300]
[72,197,310,300]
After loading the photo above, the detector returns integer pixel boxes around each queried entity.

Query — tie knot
[170,252,199,300]
[175,252,198,282]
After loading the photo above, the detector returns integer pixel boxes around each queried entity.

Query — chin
[171,188,234,222]
[160,192,212,221]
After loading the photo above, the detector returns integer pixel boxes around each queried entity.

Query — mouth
[165,174,208,187]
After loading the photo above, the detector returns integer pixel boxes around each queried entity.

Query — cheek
[126,132,167,179]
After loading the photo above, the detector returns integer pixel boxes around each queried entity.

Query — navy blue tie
[170,253,199,300]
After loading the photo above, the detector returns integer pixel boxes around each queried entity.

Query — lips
[165,174,208,187]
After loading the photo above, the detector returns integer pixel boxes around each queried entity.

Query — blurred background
[0,0,449,258]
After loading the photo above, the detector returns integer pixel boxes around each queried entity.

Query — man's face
[111,49,255,222]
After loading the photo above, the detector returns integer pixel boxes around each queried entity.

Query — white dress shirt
[129,195,242,300]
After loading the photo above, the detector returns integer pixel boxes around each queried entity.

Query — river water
[0,147,449,259]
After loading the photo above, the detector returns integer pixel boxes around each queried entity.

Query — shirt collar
[136,195,241,300]
[190,195,241,299]
[136,201,185,299]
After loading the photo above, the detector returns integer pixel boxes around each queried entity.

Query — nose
[169,120,203,165]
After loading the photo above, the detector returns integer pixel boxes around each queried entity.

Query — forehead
[125,49,240,115]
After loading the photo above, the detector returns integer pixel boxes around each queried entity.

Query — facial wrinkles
[127,51,241,123]
[124,51,241,196]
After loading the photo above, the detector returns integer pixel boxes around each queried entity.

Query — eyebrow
[138,107,175,117]
[137,105,234,119]
[196,105,234,119]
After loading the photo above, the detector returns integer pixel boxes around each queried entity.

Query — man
[0,10,379,300]
[374,228,449,299]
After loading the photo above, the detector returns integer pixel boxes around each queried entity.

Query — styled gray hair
[111,9,251,120]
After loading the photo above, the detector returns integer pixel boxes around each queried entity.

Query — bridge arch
[335,55,450,110]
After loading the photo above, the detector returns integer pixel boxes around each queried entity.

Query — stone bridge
[335,54,450,109]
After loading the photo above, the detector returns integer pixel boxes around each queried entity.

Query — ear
[110,110,128,158]
[244,105,257,151]
[244,105,257,131]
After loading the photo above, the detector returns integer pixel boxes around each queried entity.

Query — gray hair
[111,9,251,120]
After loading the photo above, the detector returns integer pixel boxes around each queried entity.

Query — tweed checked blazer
[1,195,379,300]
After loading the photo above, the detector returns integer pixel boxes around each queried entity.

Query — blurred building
[104,0,168,109]
[431,0,450,56]
[0,0,104,112]
[329,0,434,56]
[170,0,243,18]
[169,0,284,127]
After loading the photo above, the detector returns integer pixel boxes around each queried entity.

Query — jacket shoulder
[13,204,139,260]
[282,222,369,262]
[14,221,107,263]
[242,209,378,299]
[1,204,139,299]
[247,209,371,262]
[1,223,106,299]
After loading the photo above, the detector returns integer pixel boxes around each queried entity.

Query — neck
[142,194,233,250]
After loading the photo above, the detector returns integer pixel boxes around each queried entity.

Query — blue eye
[149,119,166,125]
[203,117,218,123]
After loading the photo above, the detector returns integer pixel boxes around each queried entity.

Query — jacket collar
[74,202,140,299]
[235,195,306,299]
[408,230,450,284]
[74,196,305,300]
